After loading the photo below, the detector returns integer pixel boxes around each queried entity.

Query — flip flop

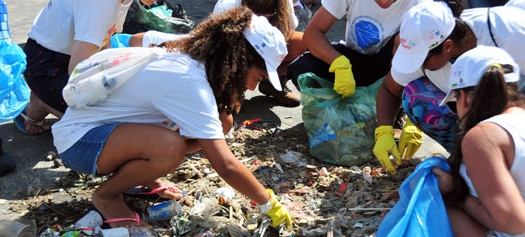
[123,185,185,200]
[103,212,141,228]
[77,208,143,231]
[13,111,49,135]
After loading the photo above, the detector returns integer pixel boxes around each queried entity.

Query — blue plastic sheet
[0,41,29,122]
[376,157,453,237]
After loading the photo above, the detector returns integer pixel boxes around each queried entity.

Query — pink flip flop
[103,212,141,227]
[124,185,185,200]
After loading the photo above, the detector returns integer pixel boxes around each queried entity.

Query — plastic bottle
[98,227,154,237]
[127,227,155,237]
[147,200,182,221]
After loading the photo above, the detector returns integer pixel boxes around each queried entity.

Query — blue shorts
[402,77,458,153]
[59,124,120,176]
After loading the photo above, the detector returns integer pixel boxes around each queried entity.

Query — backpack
[62,47,164,109]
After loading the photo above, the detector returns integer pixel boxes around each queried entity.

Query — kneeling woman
[52,6,292,228]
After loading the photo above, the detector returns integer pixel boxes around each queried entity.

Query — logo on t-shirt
[102,24,118,49]
[350,16,384,51]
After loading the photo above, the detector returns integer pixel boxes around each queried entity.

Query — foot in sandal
[92,189,152,229]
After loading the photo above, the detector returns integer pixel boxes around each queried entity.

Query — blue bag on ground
[298,72,382,166]
[376,156,453,237]
[0,41,29,122]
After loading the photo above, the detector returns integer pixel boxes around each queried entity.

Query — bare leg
[91,123,187,228]
[447,205,488,237]
[22,92,64,134]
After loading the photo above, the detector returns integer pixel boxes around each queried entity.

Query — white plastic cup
[74,210,103,235]
[99,227,129,237]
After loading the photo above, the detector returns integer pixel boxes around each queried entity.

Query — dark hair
[161,6,266,114]
[438,0,465,17]
[445,64,524,204]
[241,0,292,39]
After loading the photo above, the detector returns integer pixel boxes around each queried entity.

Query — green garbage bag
[122,0,195,34]
[298,73,383,166]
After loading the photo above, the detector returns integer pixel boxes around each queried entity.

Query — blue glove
[110,33,132,48]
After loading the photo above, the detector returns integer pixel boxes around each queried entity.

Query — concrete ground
[1,0,448,221]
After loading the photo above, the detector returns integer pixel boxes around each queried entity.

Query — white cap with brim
[243,15,288,91]
[392,1,455,74]
[439,45,520,106]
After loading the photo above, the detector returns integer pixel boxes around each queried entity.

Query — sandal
[103,212,141,227]
[13,111,50,135]
[124,185,185,200]
[77,208,143,231]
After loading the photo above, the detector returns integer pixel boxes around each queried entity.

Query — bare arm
[129,32,146,47]
[183,112,234,154]
[460,123,525,234]
[376,72,404,126]
[68,40,99,75]
[302,6,340,65]
[198,139,269,204]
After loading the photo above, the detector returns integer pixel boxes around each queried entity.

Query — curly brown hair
[162,6,266,114]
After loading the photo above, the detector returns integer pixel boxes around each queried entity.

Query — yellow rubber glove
[258,189,292,227]
[329,55,355,98]
[373,126,400,174]
[398,119,423,160]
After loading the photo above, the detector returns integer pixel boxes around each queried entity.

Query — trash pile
[7,123,424,237]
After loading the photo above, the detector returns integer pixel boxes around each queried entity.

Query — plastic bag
[376,156,453,237]
[63,47,162,109]
[122,0,195,34]
[0,41,29,122]
[298,73,382,166]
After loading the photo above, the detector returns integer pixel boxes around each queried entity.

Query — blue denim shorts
[59,124,120,176]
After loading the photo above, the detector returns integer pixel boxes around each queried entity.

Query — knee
[154,134,186,167]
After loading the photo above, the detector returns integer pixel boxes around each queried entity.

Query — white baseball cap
[439,45,520,106]
[392,1,455,74]
[243,14,288,91]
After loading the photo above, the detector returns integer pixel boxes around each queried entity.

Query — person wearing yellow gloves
[287,0,429,96]
[259,189,293,227]
[50,8,293,228]
[375,0,525,173]
[373,119,423,174]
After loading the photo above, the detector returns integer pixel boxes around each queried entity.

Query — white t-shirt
[28,0,132,55]
[213,0,299,30]
[52,53,224,153]
[460,113,525,237]
[142,30,188,47]
[392,6,525,91]
[505,0,525,10]
[321,0,427,54]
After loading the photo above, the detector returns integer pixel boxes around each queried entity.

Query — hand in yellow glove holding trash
[373,119,424,174]
[373,125,400,174]
[398,119,423,160]
[258,189,292,227]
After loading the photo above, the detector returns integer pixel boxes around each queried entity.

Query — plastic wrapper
[376,156,453,237]
[0,40,29,122]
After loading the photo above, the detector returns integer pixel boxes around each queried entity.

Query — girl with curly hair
[52,6,291,228]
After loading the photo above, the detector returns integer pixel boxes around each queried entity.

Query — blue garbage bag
[376,156,453,237]
[0,40,29,122]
